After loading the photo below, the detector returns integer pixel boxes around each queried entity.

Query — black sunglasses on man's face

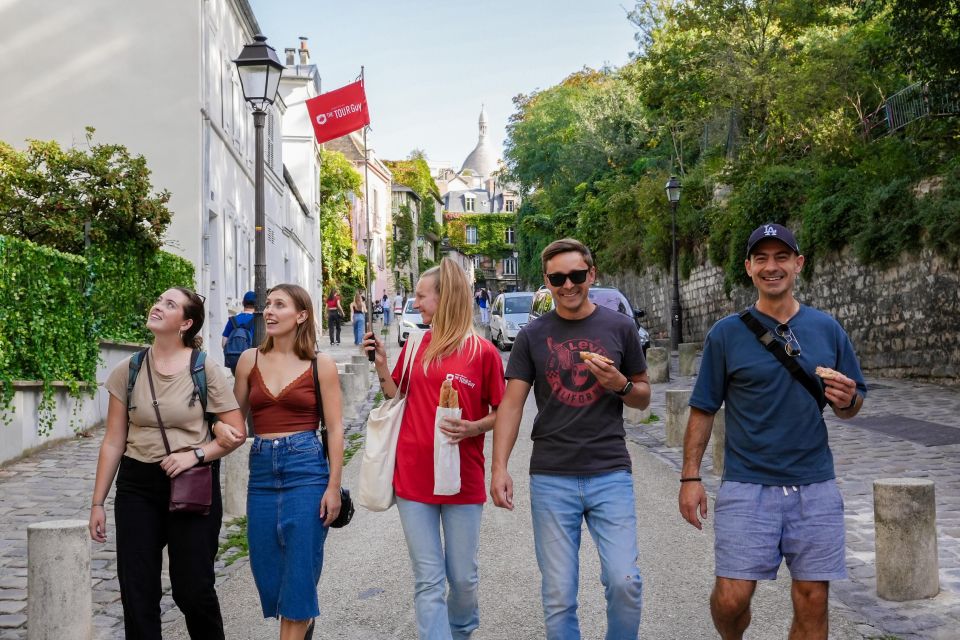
[545,269,589,287]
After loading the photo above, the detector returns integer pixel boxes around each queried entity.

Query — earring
[179,330,183,340]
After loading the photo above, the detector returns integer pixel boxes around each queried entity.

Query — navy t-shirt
[222,312,255,338]
[505,305,647,475]
[690,304,867,485]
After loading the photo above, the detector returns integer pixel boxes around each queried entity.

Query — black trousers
[114,456,224,640]
[328,311,342,344]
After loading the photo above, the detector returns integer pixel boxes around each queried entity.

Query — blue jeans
[530,471,643,640]
[396,498,483,639]
[352,314,366,345]
[247,431,329,620]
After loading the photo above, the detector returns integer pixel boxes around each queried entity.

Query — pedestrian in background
[325,289,343,346]
[477,288,489,324]
[680,223,866,639]
[221,290,256,375]
[491,238,650,639]
[364,258,505,639]
[350,291,367,346]
[382,292,391,326]
[217,283,344,640]
[89,287,247,639]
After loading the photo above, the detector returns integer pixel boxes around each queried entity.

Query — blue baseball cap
[746,223,800,257]
[242,291,256,306]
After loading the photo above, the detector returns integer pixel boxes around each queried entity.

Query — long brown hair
[420,258,479,371]
[172,287,205,349]
[258,283,317,360]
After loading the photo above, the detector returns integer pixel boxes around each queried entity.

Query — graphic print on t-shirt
[544,336,610,407]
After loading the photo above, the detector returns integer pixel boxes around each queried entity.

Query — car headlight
[506,321,519,330]
[403,321,417,329]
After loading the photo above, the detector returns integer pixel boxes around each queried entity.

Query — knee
[447,573,478,596]
[711,587,750,618]
[792,581,828,613]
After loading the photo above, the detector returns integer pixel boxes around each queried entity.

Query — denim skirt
[247,430,330,620]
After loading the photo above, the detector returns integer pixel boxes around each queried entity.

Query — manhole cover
[841,414,960,446]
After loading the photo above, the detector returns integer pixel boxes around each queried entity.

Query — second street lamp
[665,175,683,351]
[234,34,284,347]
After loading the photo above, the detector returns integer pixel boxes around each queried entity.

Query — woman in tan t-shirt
[88,287,246,640]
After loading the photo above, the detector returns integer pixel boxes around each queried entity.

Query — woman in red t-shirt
[365,258,505,639]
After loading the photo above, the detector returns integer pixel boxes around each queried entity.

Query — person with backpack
[89,287,247,639]
[222,290,256,374]
[213,283,344,640]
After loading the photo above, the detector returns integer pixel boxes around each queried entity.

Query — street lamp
[665,175,683,351]
[512,250,519,292]
[234,34,284,347]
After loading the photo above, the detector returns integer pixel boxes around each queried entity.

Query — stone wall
[608,247,960,383]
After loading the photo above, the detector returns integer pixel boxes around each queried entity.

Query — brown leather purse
[144,351,213,515]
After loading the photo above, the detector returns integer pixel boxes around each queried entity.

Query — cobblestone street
[627,354,960,640]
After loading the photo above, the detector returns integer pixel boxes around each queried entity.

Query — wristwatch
[614,380,634,397]
[193,448,205,463]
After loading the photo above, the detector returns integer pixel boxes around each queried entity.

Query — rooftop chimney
[298,37,310,65]
[284,48,296,66]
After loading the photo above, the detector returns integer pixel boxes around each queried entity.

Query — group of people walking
[88,222,864,640]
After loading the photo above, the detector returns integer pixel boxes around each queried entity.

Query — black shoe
[304,619,315,640]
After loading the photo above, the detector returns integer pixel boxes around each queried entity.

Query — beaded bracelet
[679,477,702,483]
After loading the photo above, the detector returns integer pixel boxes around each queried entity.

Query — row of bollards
[659,344,940,603]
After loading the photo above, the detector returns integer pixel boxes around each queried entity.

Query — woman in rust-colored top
[214,283,344,640]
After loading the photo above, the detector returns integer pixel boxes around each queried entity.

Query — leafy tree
[319,148,365,295]
[0,127,172,254]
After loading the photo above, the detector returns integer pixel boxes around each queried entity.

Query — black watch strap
[615,380,634,397]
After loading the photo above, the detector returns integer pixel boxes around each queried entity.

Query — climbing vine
[444,213,517,258]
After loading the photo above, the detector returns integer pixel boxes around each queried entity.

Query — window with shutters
[466,225,478,244]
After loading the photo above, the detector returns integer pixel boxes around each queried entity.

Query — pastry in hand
[580,351,613,365]
[815,366,841,380]
[439,377,459,409]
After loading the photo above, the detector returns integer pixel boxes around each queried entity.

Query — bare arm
[317,354,344,526]
[366,332,399,399]
[678,407,715,530]
[211,349,256,448]
[490,379,531,510]
[823,372,862,420]
[89,394,129,542]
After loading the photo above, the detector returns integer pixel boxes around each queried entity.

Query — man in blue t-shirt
[680,223,866,640]
[492,238,651,639]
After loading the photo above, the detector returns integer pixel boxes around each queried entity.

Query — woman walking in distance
[325,288,343,345]
[89,287,247,639]
[350,290,367,346]
[364,259,505,639]
[215,283,344,640]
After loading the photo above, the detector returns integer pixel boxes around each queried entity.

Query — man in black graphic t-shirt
[491,238,650,639]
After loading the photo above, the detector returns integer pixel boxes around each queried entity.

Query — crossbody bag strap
[312,357,329,462]
[738,309,826,411]
[143,350,174,456]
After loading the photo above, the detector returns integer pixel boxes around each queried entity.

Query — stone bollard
[623,405,651,425]
[28,520,91,640]
[711,406,725,476]
[646,347,669,384]
[337,365,357,421]
[223,438,254,518]
[678,343,698,377]
[351,355,369,367]
[874,478,939,601]
[665,389,691,448]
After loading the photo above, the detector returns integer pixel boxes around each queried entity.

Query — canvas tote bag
[357,332,423,511]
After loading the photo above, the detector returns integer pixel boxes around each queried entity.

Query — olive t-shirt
[105,354,239,463]
[505,305,646,475]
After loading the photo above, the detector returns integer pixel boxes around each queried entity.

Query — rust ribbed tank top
[249,358,320,435]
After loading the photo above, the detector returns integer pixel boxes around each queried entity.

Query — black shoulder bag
[312,358,355,528]
[738,309,826,412]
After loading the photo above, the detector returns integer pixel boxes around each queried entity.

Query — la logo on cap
[763,225,778,237]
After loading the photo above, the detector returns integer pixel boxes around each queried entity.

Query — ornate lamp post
[234,34,284,346]
[665,175,683,350]
[512,250,519,292]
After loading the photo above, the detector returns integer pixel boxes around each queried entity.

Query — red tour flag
[305,80,370,144]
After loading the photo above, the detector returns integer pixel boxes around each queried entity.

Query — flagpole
[361,66,375,361]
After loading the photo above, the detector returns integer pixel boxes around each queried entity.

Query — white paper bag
[433,407,462,495]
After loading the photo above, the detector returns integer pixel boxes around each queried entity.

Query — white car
[398,299,429,346]
[489,292,533,351]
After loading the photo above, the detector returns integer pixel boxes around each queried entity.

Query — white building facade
[0,0,323,361]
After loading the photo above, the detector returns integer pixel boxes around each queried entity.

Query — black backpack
[224,316,254,371]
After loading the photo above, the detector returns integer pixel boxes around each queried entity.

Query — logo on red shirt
[544,337,609,407]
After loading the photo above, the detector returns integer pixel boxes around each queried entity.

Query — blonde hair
[259,284,317,360]
[352,291,365,312]
[420,258,479,371]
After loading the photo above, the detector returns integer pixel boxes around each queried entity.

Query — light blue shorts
[714,479,847,582]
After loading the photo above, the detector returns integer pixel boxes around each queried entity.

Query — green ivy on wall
[444,213,517,258]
